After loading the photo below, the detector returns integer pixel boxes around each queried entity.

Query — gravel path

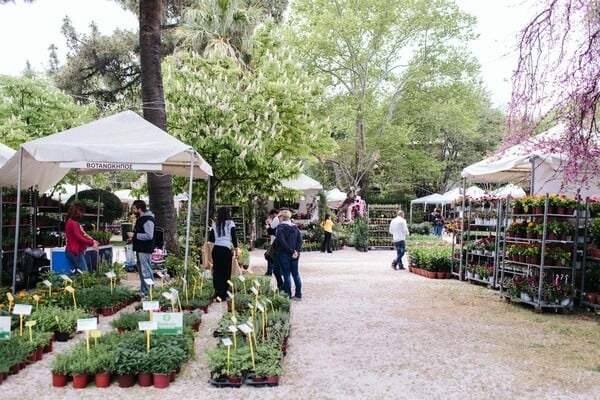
[3,248,599,399]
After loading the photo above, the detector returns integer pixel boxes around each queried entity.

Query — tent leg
[183,150,195,288]
[12,149,24,294]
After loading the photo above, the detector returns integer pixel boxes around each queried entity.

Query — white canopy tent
[461,124,600,197]
[491,183,526,199]
[0,111,213,292]
[409,193,444,224]
[46,183,92,203]
[0,143,15,166]
[325,188,347,209]
[281,173,323,196]
[114,189,148,207]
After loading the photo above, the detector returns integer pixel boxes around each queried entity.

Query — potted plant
[588,218,600,258]
[114,344,144,387]
[110,311,149,333]
[252,343,283,384]
[149,343,186,388]
[69,349,94,389]
[183,310,202,332]
[50,353,71,387]
[89,343,115,388]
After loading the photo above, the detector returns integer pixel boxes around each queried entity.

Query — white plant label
[222,338,233,346]
[228,325,238,333]
[253,280,260,288]
[77,318,98,331]
[251,287,259,295]
[238,275,245,282]
[256,303,265,312]
[138,321,158,331]
[226,290,233,298]
[12,304,33,315]
[143,301,160,311]
[156,271,164,278]
[60,275,72,282]
[237,323,253,334]
[170,288,178,296]
[162,292,174,301]
[0,316,11,340]
[144,278,154,286]
[43,280,52,287]
[105,271,116,278]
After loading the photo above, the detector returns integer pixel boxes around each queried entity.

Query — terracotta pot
[28,351,38,363]
[170,370,176,382]
[266,376,279,384]
[95,372,111,388]
[117,374,135,388]
[101,307,114,317]
[435,272,445,279]
[137,372,153,387]
[36,347,44,361]
[44,341,53,353]
[153,373,170,388]
[72,374,88,389]
[52,373,68,387]
[192,321,201,332]
[226,376,243,384]
[9,363,20,375]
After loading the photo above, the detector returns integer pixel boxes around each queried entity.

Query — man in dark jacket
[127,200,155,297]
[275,209,303,300]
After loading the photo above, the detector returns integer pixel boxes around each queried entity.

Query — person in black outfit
[127,200,154,297]
[208,207,239,300]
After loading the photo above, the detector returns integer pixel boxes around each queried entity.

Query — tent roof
[491,183,526,199]
[281,173,323,195]
[0,111,212,192]
[441,186,486,202]
[326,188,346,202]
[410,193,444,205]
[0,143,15,166]
[461,125,564,184]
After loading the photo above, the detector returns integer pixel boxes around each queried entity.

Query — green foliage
[349,215,368,251]
[66,188,123,224]
[110,311,149,331]
[408,245,452,272]
[589,218,600,248]
[0,73,97,148]
[408,223,433,236]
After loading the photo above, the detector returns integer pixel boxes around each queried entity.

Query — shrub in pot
[50,353,71,387]
[253,343,283,380]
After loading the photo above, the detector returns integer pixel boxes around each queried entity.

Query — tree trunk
[139,0,179,255]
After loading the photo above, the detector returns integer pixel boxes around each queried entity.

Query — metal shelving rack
[367,204,399,250]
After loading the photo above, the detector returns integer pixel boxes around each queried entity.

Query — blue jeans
[137,252,154,296]
[266,258,284,289]
[394,240,406,267]
[277,252,302,298]
[65,250,88,273]
[433,225,443,236]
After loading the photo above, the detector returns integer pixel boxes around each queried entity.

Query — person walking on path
[275,209,303,300]
[208,206,240,300]
[127,200,155,297]
[320,213,334,253]
[430,208,444,237]
[265,209,284,289]
[389,210,409,270]
[64,203,98,273]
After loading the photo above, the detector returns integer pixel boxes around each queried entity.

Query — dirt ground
[2,247,600,400]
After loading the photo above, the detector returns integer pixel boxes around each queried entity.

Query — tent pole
[0,187,3,284]
[529,156,537,194]
[183,150,195,289]
[75,170,79,200]
[12,148,23,294]
[205,177,211,242]
[409,201,413,225]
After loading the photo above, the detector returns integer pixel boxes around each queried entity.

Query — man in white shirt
[389,210,409,270]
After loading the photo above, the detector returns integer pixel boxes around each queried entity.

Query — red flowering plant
[541,275,573,303]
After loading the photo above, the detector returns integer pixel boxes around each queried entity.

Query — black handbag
[264,241,276,261]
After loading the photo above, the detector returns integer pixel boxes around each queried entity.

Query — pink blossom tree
[508,0,600,187]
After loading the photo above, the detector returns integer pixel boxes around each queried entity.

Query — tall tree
[138,0,180,254]
[285,0,478,207]
[508,0,600,187]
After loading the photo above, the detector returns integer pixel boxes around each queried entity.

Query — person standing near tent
[265,209,284,289]
[430,208,444,237]
[127,200,155,298]
[65,203,98,273]
[320,214,334,253]
[276,209,303,300]
[389,210,409,270]
[208,206,239,300]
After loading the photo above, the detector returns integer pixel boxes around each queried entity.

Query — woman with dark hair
[208,206,239,300]
[320,213,334,253]
[65,203,98,273]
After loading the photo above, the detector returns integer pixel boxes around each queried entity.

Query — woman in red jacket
[65,203,98,273]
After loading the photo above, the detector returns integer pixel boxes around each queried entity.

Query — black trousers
[321,232,332,252]
[212,245,232,299]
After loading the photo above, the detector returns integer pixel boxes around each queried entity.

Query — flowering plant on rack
[541,275,573,303]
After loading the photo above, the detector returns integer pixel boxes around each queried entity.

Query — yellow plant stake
[26,320,36,342]
[183,277,189,304]
[239,274,247,293]
[91,330,101,346]
[65,285,76,309]
[19,314,24,336]
[32,294,41,310]
[238,324,255,370]
[227,290,235,318]
[6,292,14,313]
[221,338,233,375]
[85,330,91,353]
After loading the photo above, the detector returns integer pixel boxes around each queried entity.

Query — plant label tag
[43,280,52,287]
[226,290,233,298]
[265,298,272,304]
[231,316,237,324]
[222,338,233,346]
[162,292,174,301]
[181,277,186,283]
[76,269,83,274]
[91,330,102,339]
[253,280,260,288]
[0,316,11,340]
[25,320,36,327]
[238,323,253,334]
[169,288,178,296]
[6,293,14,302]
[153,312,183,335]
[138,321,158,331]
[246,320,254,328]
[105,271,116,278]
[156,271,164,278]
[12,304,32,315]
[228,325,238,333]
[77,318,97,331]
[65,286,75,293]
[251,287,259,295]
[144,278,154,286]
[215,296,222,302]
[143,301,160,311]
[256,303,265,312]
[32,295,40,301]
[238,275,246,282]
[60,275,72,282]
[227,280,234,287]
[247,302,254,310]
